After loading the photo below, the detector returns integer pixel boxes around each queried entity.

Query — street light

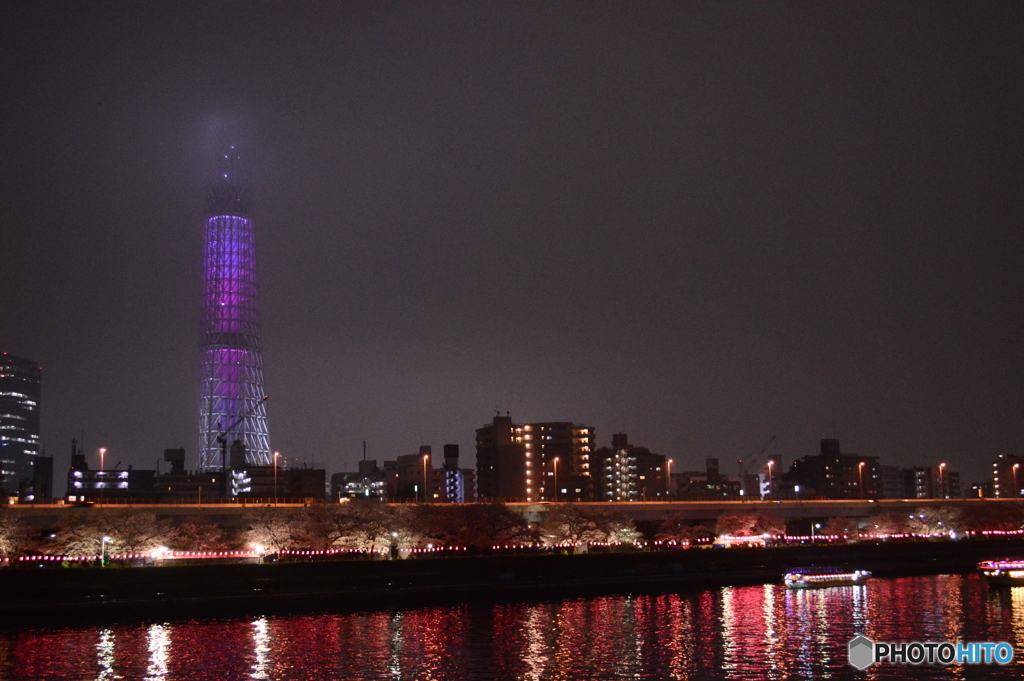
[766,460,774,498]
[667,459,674,499]
[551,457,559,502]
[858,461,866,500]
[812,522,821,543]
[98,448,106,505]
[101,536,110,567]
[1014,463,1020,495]
[939,462,946,499]
[422,454,429,503]
[273,451,280,505]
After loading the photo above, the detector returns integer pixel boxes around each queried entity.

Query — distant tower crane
[206,394,269,497]
[737,434,776,497]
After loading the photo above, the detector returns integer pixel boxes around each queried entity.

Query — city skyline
[2,4,1024,485]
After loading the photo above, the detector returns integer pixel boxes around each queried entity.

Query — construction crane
[205,395,269,497]
[737,434,776,496]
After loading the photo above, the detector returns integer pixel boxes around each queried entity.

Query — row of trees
[2,501,1023,560]
[671,503,1024,542]
[855,503,1024,537]
[0,502,642,559]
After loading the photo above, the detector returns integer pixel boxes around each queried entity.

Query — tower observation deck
[197,146,271,470]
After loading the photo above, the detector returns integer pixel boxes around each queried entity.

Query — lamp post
[1014,463,1020,496]
[938,462,946,499]
[858,461,865,500]
[273,451,280,505]
[552,457,559,502]
[812,522,821,543]
[666,459,673,499]
[98,448,106,505]
[766,460,774,498]
[101,536,110,567]
[422,454,429,503]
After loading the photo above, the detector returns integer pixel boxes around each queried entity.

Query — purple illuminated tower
[197,146,272,471]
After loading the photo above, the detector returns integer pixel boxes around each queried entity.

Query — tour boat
[784,567,871,589]
[978,559,1024,586]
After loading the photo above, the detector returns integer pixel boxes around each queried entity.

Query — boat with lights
[978,559,1024,586]
[784,567,871,589]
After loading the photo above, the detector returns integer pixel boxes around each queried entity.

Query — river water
[3,574,1024,680]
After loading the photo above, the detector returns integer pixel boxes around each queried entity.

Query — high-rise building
[197,147,272,472]
[992,453,1024,498]
[880,465,907,499]
[475,414,594,501]
[595,434,637,501]
[593,434,643,501]
[899,464,961,499]
[333,459,387,500]
[0,353,41,497]
[783,439,881,500]
[441,444,476,503]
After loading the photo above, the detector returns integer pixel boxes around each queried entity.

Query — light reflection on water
[95,629,117,680]
[4,575,1024,680]
[144,624,169,681]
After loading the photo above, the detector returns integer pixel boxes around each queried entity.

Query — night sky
[2,3,1023,485]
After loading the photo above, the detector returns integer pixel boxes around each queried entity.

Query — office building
[66,441,157,501]
[333,459,387,500]
[783,439,881,500]
[0,353,41,498]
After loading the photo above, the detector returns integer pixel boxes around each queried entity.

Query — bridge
[507,497,1005,523]
[4,497,1009,529]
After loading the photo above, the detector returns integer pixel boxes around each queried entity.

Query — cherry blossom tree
[49,509,176,556]
[656,513,714,544]
[0,508,29,559]
[242,506,298,553]
[715,510,785,538]
[539,505,639,551]
[172,518,231,552]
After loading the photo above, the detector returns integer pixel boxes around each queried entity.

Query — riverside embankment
[4,538,1024,626]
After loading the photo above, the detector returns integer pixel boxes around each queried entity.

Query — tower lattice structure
[197,147,271,471]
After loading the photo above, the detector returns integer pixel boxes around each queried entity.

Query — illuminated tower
[197,146,271,471]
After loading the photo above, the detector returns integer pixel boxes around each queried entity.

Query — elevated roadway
[4,497,1009,528]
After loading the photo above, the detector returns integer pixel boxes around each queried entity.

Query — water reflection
[3,575,1024,680]
[250,617,270,680]
[522,605,549,680]
[96,628,117,680]
[144,624,169,681]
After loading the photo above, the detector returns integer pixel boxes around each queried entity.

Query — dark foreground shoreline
[4,538,1023,627]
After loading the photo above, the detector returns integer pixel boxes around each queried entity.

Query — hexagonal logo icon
[848,635,875,670]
